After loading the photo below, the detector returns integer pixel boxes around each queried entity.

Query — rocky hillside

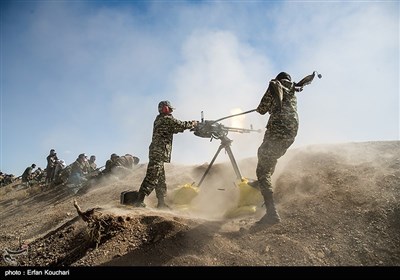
[0,141,399,272]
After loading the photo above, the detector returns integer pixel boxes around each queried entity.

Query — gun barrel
[224,126,261,133]
[211,109,257,125]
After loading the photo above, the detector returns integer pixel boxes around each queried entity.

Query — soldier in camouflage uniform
[253,72,304,225]
[134,101,198,209]
[103,153,119,175]
[104,154,140,178]
[88,155,97,172]
[68,153,90,186]
[45,149,58,185]
[21,164,36,185]
[115,154,139,169]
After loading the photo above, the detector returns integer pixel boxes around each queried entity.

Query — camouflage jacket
[46,155,57,169]
[148,113,193,163]
[88,161,97,172]
[115,155,137,169]
[104,159,116,173]
[70,159,89,176]
[21,166,34,182]
[256,78,299,140]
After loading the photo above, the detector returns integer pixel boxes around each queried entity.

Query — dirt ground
[0,141,399,272]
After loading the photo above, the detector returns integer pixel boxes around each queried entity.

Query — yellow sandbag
[171,183,199,205]
[222,179,263,219]
[237,178,263,207]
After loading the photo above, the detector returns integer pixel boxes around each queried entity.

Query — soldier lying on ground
[100,153,140,178]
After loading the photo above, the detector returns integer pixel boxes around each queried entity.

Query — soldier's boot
[257,191,281,225]
[156,196,170,209]
[133,190,146,208]
[248,180,259,189]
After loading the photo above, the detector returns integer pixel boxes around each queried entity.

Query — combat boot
[257,191,281,225]
[248,180,259,189]
[156,196,170,209]
[133,190,146,208]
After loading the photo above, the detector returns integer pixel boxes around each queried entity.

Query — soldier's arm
[256,83,274,115]
[167,116,194,133]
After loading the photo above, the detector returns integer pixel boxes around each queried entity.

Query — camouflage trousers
[139,159,167,199]
[256,135,295,195]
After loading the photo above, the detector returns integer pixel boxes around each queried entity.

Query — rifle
[94,165,105,172]
[209,109,257,125]
[87,165,105,177]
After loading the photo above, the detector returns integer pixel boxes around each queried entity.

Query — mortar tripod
[197,135,243,188]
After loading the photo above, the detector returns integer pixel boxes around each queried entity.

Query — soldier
[102,153,120,175]
[116,154,139,169]
[53,159,66,182]
[88,155,97,172]
[251,71,306,225]
[33,167,44,183]
[68,153,90,186]
[133,100,198,209]
[2,174,15,186]
[54,165,71,186]
[21,164,36,185]
[111,154,140,178]
[45,149,58,185]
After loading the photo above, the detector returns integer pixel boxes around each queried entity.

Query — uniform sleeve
[256,83,274,115]
[166,116,193,133]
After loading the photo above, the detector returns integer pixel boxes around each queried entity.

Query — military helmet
[158,100,175,114]
[275,72,291,82]
[111,153,118,159]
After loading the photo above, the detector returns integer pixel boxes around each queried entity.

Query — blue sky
[1,0,399,176]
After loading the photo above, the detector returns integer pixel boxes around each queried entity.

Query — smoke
[167,29,270,166]
[229,108,247,128]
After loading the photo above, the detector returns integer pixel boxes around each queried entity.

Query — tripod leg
[197,144,224,187]
[225,145,242,180]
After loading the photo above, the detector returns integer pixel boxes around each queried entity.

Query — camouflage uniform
[102,154,139,179]
[88,156,97,172]
[102,154,120,175]
[115,154,139,169]
[255,73,300,224]
[104,159,114,174]
[45,149,58,184]
[21,164,36,183]
[68,155,90,186]
[256,78,298,193]
[138,113,194,204]
[54,165,71,186]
